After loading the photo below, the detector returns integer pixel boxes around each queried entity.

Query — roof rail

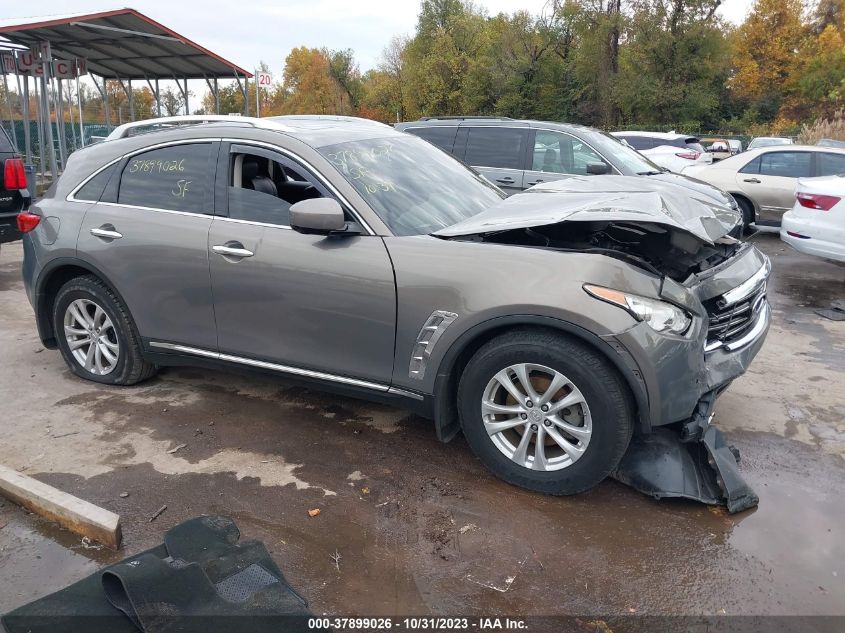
[417,116,513,121]
[105,115,295,141]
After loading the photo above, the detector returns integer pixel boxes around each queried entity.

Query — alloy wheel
[63,298,120,376]
[481,363,592,471]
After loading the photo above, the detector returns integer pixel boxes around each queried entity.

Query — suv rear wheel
[53,275,156,385]
[457,329,634,495]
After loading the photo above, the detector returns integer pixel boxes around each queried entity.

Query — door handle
[526,179,544,186]
[495,177,515,184]
[212,244,254,258]
[743,178,761,183]
[90,226,123,240]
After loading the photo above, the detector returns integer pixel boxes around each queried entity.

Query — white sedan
[781,175,845,263]
[611,131,712,174]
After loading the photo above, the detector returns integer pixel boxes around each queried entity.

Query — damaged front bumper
[609,247,771,513]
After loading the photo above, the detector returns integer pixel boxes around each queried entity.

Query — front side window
[758,152,812,178]
[531,130,606,175]
[226,150,327,227]
[583,130,659,175]
[118,143,213,213]
[463,127,528,170]
[319,135,504,236]
[817,152,845,177]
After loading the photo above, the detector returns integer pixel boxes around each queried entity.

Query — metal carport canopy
[0,8,253,79]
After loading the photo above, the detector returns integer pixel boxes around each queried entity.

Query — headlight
[583,284,692,335]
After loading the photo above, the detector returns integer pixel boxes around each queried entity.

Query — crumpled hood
[434,175,741,244]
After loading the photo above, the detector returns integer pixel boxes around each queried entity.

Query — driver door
[207,142,396,384]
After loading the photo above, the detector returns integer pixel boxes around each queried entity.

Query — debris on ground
[50,431,79,439]
[815,300,845,321]
[459,523,478,534]
[78,536,103,550]
[330,549,341,571]
[361,487,370,494]
[119,492,129,498]
[308,508,321,518]
[148,505,167,522]
[166,443,187,454]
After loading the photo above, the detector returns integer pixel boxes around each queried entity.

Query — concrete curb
[0,464,121,549]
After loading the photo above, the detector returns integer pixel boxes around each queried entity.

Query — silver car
[19,115,770,503]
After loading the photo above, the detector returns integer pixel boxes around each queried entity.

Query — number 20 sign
[257,72,272,87]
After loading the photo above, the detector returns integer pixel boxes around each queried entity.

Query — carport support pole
[128,79,134,122]
[39,49,58,180]
[55,78,68,168]
[183,78,189,115]
[33,79,45,178]
[154,78,161,117]
[20,72,32,164]
[75,68,84,147]
[2,72,18,151]
[214,77,219,114]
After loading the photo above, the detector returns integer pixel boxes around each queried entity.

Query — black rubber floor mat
[1,516,318,633]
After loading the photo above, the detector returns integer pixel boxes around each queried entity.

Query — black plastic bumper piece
[612,387,759,513]
[612,426,759,513]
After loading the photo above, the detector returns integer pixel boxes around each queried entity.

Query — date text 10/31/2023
[307,617,528,630]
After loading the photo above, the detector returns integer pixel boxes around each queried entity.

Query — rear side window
[118,143,214,213]
[758,152,812,178]
[619,136,653,151]
[817,152,845,177]
[739,157,760,174]
[406,127,458,153]
[75,163,117,202]
[0,126,14,153]
[464,127,528,170]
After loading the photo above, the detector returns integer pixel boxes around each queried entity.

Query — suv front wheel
[53,275,156,385]
[458,329,634,495]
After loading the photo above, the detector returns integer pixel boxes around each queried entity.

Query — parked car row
[781,174,845,263]
[17,114,768,508]
[684,145,845,226]
[395,117,743,225]
[610,131,712,173]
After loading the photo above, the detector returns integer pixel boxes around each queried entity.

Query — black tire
[457,328,634,495]
[53,275,157,385]
[736,196,755,233]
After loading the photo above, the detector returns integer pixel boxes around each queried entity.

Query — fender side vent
[408,310,458,380]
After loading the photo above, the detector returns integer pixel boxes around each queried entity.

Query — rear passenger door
[75,141,219,350]
[736,151,812,222]
[460,126,529,194]
[405,126,459,155]
[816,152,845,177]
[522,129,611,187]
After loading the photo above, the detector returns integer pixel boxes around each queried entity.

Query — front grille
[705,283,767,349]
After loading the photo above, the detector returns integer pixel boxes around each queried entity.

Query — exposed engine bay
[449,220,743,282]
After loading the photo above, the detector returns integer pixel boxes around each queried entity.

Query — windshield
[319,136,505,236]
[581,129,663,175]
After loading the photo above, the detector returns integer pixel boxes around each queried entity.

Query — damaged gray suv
[20,115,770,512]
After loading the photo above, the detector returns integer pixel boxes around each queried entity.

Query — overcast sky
[5,0,756,79]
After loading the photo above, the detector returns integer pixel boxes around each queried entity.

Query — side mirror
[586,162,610,175]
[289,198,347,235]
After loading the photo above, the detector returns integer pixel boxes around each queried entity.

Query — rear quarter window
[0,126,14,153]
[620,136,653,151]
[117,143,214,213]
[74,163,118,202]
